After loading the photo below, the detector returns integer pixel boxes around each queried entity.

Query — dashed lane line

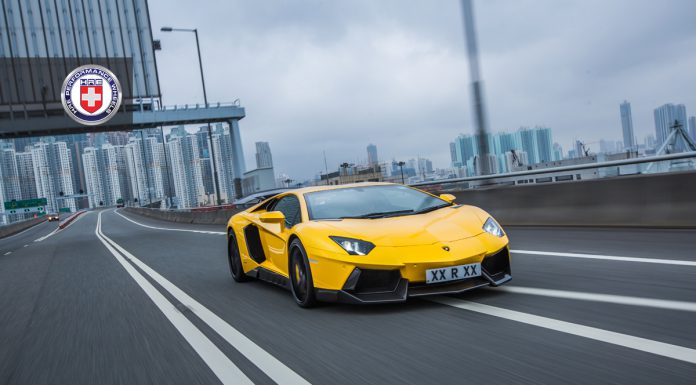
[430,297,696,365]
[99,211,311,385]
[491,286,696,312]
[511,249,696,267]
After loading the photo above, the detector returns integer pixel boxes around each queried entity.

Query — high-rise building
[0,143,21,202]
[518,127,539,165]
[552,143,564,161]
[449,142,458,167]
[534,127,553,163]
[256,142,274,169]
[168,134,205,209]
[689,116,696,142]
[143,137,167,202]
[620,101,636,150]
[31,142,76,213]
[366,144,378,166]
[654,103,687,145]
[83,145,131,208]
[125,139,148,205]
[0,143,22,223]
[195,127,215,196]
[417,158,433,176]
[16,152,37,200]
[452,134,478,172]
[212,131,237,202]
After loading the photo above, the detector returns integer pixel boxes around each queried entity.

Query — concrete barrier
[123,171,696,228]
[58,210,87,229]
[445,170,696,228]
[123,207,243,225]
[0,217,46,239]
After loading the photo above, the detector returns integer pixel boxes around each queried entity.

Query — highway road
[0,209,694,384]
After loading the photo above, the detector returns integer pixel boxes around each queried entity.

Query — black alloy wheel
[289,239,317,308]
[228,232,250,282]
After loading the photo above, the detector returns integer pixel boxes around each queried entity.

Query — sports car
[226,182,511,307]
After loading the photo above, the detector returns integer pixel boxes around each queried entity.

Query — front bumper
[315,247,512,304]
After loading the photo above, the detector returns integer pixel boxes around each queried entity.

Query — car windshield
[305,185,451,220]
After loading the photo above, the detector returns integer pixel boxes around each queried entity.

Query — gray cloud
[149,0,696,179]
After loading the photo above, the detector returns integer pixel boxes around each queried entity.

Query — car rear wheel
[289,239,317,308]
[228,232,250,282]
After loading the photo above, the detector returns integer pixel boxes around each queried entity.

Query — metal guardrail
[411,152,696,188]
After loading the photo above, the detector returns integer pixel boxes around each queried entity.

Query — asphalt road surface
[1,209,694,384]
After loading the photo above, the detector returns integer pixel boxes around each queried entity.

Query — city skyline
[149,0,696,180]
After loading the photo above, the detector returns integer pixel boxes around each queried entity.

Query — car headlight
[483,217,504,237]
[329,236,375,256]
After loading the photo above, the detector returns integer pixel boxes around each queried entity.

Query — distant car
[226,182,511,307]
[47,213,60,222]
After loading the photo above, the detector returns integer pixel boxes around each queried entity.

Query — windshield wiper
[412,203,452,215]
[340,209,414,219]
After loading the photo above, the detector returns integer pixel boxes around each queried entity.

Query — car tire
[289,238,317,308]
[228,232,250,282]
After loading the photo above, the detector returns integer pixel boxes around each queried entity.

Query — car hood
[312,205,485,246]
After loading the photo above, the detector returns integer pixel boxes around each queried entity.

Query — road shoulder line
[114,209,225,235]
[430,297,696,364]
[511,249,696,267]
[492,286,696,312]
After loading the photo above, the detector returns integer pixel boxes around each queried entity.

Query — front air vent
[243,225,266,264]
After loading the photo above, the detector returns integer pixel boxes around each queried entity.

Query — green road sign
[59,207,71,213]
[4,198,48,210]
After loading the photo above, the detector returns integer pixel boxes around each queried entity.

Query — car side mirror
[260,211,285,224]
[439,194,456,203]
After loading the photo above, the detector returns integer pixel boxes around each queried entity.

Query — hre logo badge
[61,64,122,126]
[79,78,103,113]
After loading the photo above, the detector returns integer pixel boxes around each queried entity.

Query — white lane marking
[492,286,696,312]
[23,244,28,247]
[95,212,253,385]
[511,249,696,267]
[114,209,225,235]
[101,210,311,385]
[431,297,696,364]
[4,252,11,255]
[34,227,58,242]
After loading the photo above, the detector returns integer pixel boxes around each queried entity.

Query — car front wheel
[228,232,250,282]
[289,238,317,308]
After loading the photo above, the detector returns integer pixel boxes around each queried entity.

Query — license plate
[426,263,481,284]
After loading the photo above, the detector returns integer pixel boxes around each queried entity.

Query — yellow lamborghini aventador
[226,182,511,307]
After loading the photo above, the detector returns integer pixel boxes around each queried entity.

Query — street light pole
[161,26,223,205]
[397,161,405,184]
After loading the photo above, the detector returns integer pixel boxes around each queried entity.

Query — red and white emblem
[61,64,122,126]
[79,79,103,114]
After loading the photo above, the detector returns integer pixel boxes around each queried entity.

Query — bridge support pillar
[227,118,246,200]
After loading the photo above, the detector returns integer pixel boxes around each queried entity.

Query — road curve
[0,209,694,384]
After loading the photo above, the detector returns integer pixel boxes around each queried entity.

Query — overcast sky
[149,0,696,180]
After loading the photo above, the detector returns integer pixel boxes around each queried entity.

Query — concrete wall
[124,207,242,225]
[0,217,46,239]
[446,170,696,228]
[124,171,696,228]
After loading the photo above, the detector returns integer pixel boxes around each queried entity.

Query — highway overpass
[0,207,694,384]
